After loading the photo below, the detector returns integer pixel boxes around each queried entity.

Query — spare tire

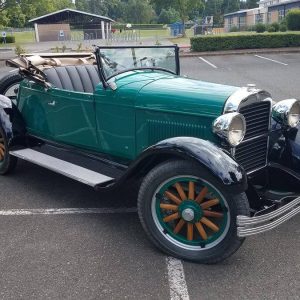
[0,72,22,100]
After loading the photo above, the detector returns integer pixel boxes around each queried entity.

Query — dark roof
[29,8,114,24]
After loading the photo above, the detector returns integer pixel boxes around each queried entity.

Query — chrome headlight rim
[272,99,300,128]
[213,112,246,147]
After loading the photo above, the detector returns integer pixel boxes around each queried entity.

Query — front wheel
[137,160,250,264]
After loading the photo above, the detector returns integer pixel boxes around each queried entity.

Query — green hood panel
[136,75,239,117]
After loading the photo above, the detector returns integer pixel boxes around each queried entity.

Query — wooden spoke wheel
[155,176,229,249]
[0,131,6,162]
[0,72,22,101]
[138,160,250,264]
[0,127,18,175]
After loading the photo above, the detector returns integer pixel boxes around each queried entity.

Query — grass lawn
[0,30,35,48]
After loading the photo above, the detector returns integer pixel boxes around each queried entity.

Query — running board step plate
[10,149,114,187]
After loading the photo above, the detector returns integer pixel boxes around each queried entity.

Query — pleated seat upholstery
[44,65,101,93]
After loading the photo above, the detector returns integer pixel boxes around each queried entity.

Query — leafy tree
[151,0,204,35]
[286,9,300,31]
[222,0,240,14]
[246,0,258,9]
[158,8,180,24]
[124,0,155,23]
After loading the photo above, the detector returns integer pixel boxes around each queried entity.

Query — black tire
[137,160,250,264]
[0,126,18,175]
[0,72,22,99]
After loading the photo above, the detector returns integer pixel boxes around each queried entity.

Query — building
[29,8,114,42]
[224,0,300,31]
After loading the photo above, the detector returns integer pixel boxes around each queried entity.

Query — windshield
[96,46,179,80]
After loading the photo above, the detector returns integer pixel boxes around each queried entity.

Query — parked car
[0,46,300,264]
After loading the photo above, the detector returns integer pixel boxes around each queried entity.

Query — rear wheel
[0,127,17,175]
[137,160,250,264]
[0,72,22,101]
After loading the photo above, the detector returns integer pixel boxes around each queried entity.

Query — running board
[10,148,114,187]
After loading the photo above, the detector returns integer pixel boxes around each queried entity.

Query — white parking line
[199,57,218,69]
[166,257,190,300]
[0,207,137,215]
[254,55,288,66]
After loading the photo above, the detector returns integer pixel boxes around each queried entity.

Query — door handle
[48,100,56,106]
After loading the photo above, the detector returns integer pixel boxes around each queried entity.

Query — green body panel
[18,81,98,151]
[17,70,239,160]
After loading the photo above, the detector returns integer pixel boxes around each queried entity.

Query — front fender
[0,94,26,148]
[109,137,247,194]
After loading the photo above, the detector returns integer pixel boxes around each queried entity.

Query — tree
[222,0,240,14]
[158,8,180,24]
[151,0,204,35]
[124,0,155,23]
[246,0,258,9]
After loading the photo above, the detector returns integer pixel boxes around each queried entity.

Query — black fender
[103,137,247,194]
[0,94,27,148]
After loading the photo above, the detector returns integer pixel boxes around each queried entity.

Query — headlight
[213,112,246,147]
[273,99,300,128]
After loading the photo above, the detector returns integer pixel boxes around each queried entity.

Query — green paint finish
[94,71,170,159]
[136,75,239,117]
[155,176,229,246]
[17,69,238,161]
[17,81,56,139]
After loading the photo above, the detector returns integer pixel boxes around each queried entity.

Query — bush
[229,26,239,32]
[14,44,26,56]
[280,24,287,32]
[190,33,300,52]
[286,9,300,30]
[271,22,280,32]
[267,25,276,32]
[255,23,266,33]
[1,35,15,43]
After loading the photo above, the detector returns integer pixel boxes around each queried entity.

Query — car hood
[135,74,240,117]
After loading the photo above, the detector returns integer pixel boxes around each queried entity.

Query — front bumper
[237,196,300,237]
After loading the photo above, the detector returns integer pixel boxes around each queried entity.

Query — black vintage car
[0,47,299,264]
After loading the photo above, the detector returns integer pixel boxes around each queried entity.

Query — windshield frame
[94,45,180,88]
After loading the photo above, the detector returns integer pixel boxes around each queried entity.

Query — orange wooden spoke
[187,223,193,241]
[174,182,187,200]
[200,217,219,232]
[174,219,186,234]
[0,143,5,150]
[164,191,182,205]
[160,204,178,211]
[203,210,223,218]
[163,212,180,223]
[188,181,195,200]
[195,222,208,240]
[0,148,4,157]
[195,186,208,203]
[201,198,219,210]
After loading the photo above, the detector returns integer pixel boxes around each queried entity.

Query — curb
[179,47,300,57]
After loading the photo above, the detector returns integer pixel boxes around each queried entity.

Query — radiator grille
[239,101,270,139]
[235,136,268,172]
[235,100,271,172]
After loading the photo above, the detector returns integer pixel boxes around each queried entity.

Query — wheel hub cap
[182,208,194,221]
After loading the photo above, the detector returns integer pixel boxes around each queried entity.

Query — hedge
[190,33,300,52]
[1,36,15,43]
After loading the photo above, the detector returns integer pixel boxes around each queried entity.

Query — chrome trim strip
[237,196,300,237]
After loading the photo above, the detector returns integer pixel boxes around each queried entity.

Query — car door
[49,88,98,151]
[17,82,56,140]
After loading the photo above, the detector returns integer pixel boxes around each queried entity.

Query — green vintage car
[1,46,300,264]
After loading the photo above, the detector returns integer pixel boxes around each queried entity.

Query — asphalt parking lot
[0,53,300,300]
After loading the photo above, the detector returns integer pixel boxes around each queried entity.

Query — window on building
[255,13,264,23]
[267,12,271,23]
[239,16,246,28]
[278,9,285,20]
